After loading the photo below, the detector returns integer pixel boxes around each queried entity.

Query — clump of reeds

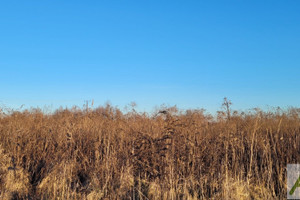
[0,102,298,199]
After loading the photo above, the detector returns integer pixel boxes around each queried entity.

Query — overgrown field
[0,103,299,199]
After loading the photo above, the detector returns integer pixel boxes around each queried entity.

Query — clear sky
[1,1,300,113]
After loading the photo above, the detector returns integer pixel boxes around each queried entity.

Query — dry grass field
[0,101,299,199]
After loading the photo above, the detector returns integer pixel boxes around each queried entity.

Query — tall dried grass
[0,102,299,199]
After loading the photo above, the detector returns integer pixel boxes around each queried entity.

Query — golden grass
[0,102,299,199]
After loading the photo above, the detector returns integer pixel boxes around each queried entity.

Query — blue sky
[1,1,300,113]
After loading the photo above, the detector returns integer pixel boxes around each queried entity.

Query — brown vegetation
[0,101,299,199]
